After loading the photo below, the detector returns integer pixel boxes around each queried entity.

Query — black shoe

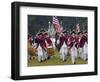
[47,56,50,59]
[64,60,66,62]
[85,58,88,61]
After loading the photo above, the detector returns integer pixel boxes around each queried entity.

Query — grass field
[28,50,87,67]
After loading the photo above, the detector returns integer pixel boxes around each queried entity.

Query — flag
[48,21,56,37]
[76,23,80,33]
[52,16,62,33]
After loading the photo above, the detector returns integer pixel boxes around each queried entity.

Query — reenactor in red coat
[78,31,88,60]
[40,31,47,51]
[40,30,48,60]
[36,32,45,62]
[69,31,77,49]
[33,34,39,48]
[69,31,78,64]
[59,33,65,50]
[78,31,87,47]
[59,31,69,49]
[34,34,39,44]
[79,34,86,48]
[59,31,69,61]
[36,33,42,48]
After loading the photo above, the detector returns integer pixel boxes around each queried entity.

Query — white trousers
[37,46,44,62]
[79,43,88,60]
[60,47,68,61]
[79,48,83,59]
[83,43,88,60]
[43,49,48,60]
[70,47,78,64]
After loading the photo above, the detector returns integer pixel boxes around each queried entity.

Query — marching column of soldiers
[28,29,88,64]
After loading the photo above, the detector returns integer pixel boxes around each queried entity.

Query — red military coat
[69,35,77,49]
[78,35,87,48]
[64,33,69,46]
[59,34,68,49]
[75,36,80,48]
[34,36,39,44]
[59,36,65,49]
[46,36,52,46]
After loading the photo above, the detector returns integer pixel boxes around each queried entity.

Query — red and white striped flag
[52,16,62,33]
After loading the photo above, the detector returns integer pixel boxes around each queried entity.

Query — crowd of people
[28,29,88,64]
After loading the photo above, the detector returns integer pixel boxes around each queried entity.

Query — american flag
[52,16,62,33]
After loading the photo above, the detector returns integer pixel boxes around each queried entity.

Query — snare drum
[28,43,37,56]
[47,47,54,56]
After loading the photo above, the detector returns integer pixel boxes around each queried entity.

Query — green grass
[28,50,87,67]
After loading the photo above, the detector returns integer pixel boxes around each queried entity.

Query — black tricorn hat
[40,29,45,32]
[38,32,42,36]
[28,34,32,39]
[63,30,67,34]
[71,31,76,35]
[28,34,31,37]
[45,32,48,35]
[78,32,81,35]
[84,31,87,33]
[78,31,83,35]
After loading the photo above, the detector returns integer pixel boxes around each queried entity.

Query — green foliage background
[28,15,88,37]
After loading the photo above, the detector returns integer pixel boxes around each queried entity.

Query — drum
[28,43,37,56]
[47,47,54,56]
